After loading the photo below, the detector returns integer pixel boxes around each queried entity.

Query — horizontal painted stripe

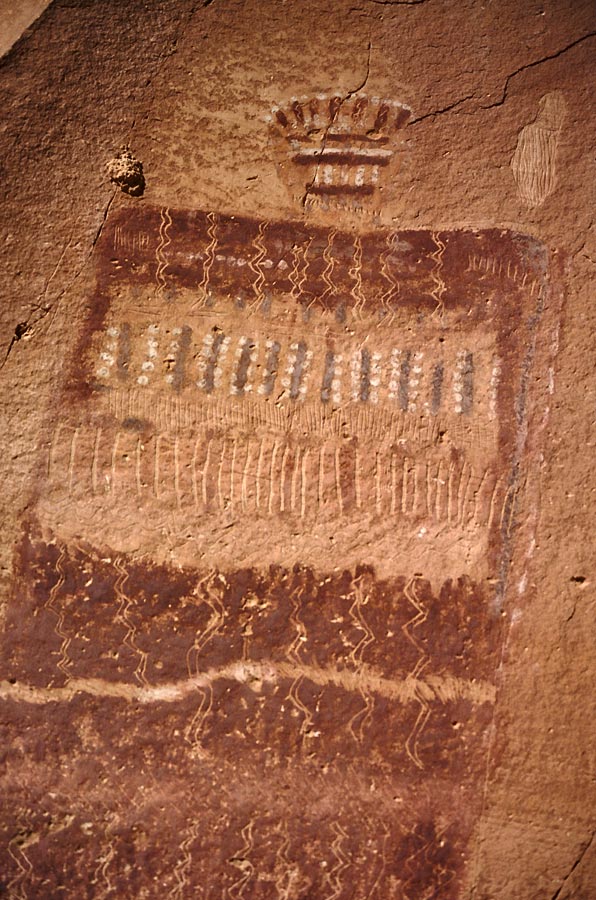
[293,149,392,166]
[0,665,496,707]
[308,184,375,196]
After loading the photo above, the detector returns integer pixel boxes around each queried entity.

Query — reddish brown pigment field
[1,1,594,897]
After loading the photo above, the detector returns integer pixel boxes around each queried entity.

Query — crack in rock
[551,830,596,900]
[0,190,116,370]
[401,30,596,127]
[301,37,372,208]
[408,92,476,126]
[483,30,596,110]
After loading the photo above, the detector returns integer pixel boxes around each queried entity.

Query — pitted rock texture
[0,1,595,898]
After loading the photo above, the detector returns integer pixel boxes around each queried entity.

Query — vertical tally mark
[321,350,335,404]
[489,358,501,420]
[164,325,192,392]
[387,350,412,411]
[408,352,423,412]
[351,348,379,403]
[289,341,307,400]
[359,349,371,402]
[232,337,257,396]
[398,351,411,412]
[430,363,443,415]
[198,331,230,393]
[454,351,474,414]
[283,342,311,401]
[95,325,120,380]
[116,323,131,381]
[260,340,281,396]
[137,324,159,387]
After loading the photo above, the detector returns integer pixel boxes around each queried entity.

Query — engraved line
[318,445,325,510]
[300,448,309,519]
[291,447,301,513]
[202,438,212,507]
[217,440,227,511]
[430,231,446,316]
[280,445,290,512]
[43,543,72,681]
[169,818,201,900]
[256,438,265,510]
[241,441,252,511]
[268,440,280,515]
[335,446,344,516]
[91,427,102,494]
[114,556,149,687]
[135,437,143,496]
[174,434,182,510]
[228,822,255,900]
[247,220,268,312]
[155,206,172,292]
[193,211,218,308]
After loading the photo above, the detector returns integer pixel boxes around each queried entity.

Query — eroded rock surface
[0,1,594,897]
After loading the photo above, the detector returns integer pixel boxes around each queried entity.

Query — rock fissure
[0,190,116,371]
[301,37,372,208]
[550,830,596,900]
[408,92,476,126]
[483,30,596,110]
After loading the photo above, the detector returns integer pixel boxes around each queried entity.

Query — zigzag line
[347,576,376,742]
[170,819,201,899]
[193,211,218,309]
[228,821,255,899]
[184,571,226,754]
[286,577,314,740]
[44,544,72,681]
[114,556,149,686]
[248,220,268,311]
[402,577,431,769]
[155,206,172,292]
[185,683,213,758]
[430,231,447,316]
[7,836,33,900]
[325,822,350,900]
[349,235,366,317]
[94,813,117,897]
[380,232,400,321]
[320,228,337,307]
[290,237,312,301]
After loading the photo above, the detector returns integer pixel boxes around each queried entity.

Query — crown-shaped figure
[267,94,412,209]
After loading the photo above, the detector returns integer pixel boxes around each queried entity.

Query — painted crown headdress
[268,94,411,204]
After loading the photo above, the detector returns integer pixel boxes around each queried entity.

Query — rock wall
[0,2,594,898]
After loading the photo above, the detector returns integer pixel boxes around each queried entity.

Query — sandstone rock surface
[0,2,594,898]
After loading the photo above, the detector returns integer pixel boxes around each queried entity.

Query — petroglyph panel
[3,201,561,898]
[3,532,498,896]
[27,203,556,583]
